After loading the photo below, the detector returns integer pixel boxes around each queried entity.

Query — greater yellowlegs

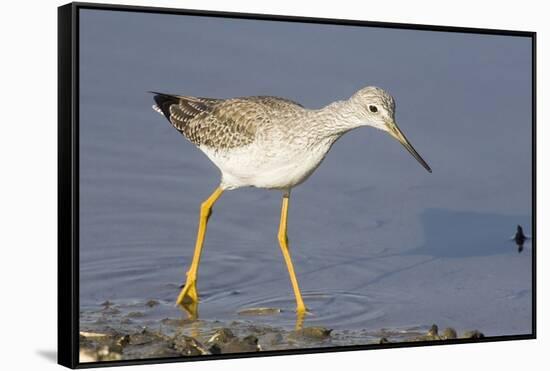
[151,86,431,316]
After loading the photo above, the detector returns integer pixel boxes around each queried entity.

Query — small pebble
[237,307,281,316]
[442,328,457,340]
[209,344,222,354]
[102,307,121,315]
[207,328,235,344]
[209,333,260,354]
[291,327,332,340]
[427,324,439,337]
[100,300,113,308]
[146,299,160,308]
[463,330,484,339]
[126,311,145,318]
[261,332,284,346]
[117,335,130,347]
[223,335,260,353]
[173,334,210,356]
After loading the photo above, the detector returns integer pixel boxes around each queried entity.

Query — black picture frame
[58,2,537,368]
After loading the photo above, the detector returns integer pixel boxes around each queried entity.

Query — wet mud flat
[79,300,485,363]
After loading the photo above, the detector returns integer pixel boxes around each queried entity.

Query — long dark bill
[388,122,432,173]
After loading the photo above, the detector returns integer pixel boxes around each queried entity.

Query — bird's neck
[309,99,363,139]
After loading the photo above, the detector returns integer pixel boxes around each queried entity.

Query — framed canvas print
[58,2,536,368]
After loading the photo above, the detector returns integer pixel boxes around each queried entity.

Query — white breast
[199,138,334,190]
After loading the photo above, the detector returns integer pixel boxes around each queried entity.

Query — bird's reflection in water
[295,311,306,331]
[180,300,198,321]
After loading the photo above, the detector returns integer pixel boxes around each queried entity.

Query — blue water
[78,9,533,337]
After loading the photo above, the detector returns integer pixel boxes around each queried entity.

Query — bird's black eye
[369,105,378,113]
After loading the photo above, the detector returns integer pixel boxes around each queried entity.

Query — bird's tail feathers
[149,91,179,122]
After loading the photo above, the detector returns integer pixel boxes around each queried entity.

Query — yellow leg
[176,186,224,311]
[277,191,308,315]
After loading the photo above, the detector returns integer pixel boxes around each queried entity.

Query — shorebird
[151,86,431,316]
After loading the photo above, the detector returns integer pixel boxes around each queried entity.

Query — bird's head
[348,86,432,173]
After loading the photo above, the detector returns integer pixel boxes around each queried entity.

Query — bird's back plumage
[152,93,305,150]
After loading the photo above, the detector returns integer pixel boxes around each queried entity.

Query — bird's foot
[176,279,199,306]
[176,280,200,319]
[296,304,310,316]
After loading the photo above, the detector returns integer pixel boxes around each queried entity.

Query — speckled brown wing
[152,93,304,150]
